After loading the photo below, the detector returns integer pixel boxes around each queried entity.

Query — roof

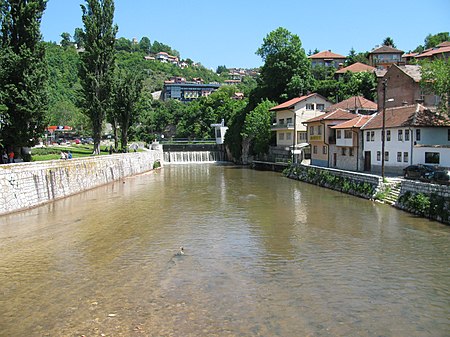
[308,50,346,59]
[369,45,404,54]
[270,93,324,111]
[416,45,450,58]
[304,108,356,123]
[331,115,373,129]
[335,62,375,74]
[361,104,450,130]
[397,64,422,82]
[326,96,377,112]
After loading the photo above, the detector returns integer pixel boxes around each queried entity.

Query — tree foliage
[424,32,449,49]
[421,58,450,114]
[382,37,396,48]
[0,0,48,158]
[78,0,118,154]
[255,27,313,104]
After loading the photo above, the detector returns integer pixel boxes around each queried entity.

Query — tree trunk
[241,138,251,165]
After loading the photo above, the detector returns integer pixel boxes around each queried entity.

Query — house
[330,115,373,171]
[308,50,346,68]
[326,96,378,115]
[156,52,179,65]
[376,64,440,109]
[361,104,450,174]
[269,93,332,162]
[368,45,404,69]
[162,78,220,102]
[303,109,356,167]
[334,62,375,80]
[414,41,450,61]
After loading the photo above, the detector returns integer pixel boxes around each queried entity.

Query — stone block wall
[0,150,162,215]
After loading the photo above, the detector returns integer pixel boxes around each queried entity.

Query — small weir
[163,150,226,163]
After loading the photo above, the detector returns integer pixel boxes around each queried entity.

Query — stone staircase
[383,182,402,205]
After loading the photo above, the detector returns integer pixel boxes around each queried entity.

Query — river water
[0,164,449,337]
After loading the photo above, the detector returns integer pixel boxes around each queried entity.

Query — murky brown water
[0,164,449,337]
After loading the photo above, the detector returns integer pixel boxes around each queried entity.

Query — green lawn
[31,144,111,161]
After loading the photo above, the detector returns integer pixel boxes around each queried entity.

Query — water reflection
[0,164,449,336]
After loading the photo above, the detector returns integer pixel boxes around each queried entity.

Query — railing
[160,138,216,145]
[271,122,294,130]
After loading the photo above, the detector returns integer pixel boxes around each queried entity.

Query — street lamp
[381,79,394,180]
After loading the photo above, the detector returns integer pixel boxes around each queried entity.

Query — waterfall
[163,151,226,163]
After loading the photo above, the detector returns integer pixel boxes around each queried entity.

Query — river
[0,164,449,336]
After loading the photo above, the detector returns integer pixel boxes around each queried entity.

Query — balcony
[271,122,294,130]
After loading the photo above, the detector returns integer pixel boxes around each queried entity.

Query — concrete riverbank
[0,149,163,215]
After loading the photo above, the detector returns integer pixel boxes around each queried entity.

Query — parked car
[427,170,450,185]
[403,164,437,180]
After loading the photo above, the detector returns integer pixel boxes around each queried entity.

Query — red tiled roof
[270,93,318,111]
[335,62,375,74]
[416,46,450,58]
[437,41,450,47]
[331,115,373,129]
[308,50,346,59]
[361,104,450,130]
[326,96,377,112]
[304,108,356,123]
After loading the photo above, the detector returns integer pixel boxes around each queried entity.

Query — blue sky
[41,0,450,70]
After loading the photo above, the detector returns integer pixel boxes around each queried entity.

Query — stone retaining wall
[397,180,450,224]
[0,150,162,215]
[287,164,383,199]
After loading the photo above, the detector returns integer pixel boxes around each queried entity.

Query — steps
[384,182,401,205]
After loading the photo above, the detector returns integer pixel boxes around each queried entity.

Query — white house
[269,93,332,162]
[361,104,450,174]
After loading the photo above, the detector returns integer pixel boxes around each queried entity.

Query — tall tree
[0,0,48,160]
[255,27,313,104]
[112,68,143,152]
[382,37,396,48]
[60,32,72,48]
[73,27,85,48]
[78,0,118,154]
[138,36,151,54]
[421,58,450,115]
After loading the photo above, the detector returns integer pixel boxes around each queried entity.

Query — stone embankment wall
[0,150,162,216]
[397,180,450,224]
[286,164,383,200]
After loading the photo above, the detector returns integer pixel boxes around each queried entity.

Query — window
[278,133,284,141]
[310,126,314,135]
[377,151,381,161]
[385,151,389,162]
[366,131,370,142]
[337,130,342,138]
[279,118,284,125]
[349,148,354,156]
[416,129,421,141]
[405,129,410,141]
[286,117,292,124]
[344,130,352,139]
[318,125,322,135]
[398,130,403,141]
[425,152,440,164]
[313,145,317,154]
[397,152,402,162]
[371,131,375,141]
[341,147,346,156]
[286,132,292,141]
[316,104,325,111]
[323,146,327,154]
[306,104,314,110]
[386,130,391,141]
[403,152,409,163]
[299,132,307,141]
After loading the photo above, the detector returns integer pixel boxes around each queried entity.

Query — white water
[163,151,226,163]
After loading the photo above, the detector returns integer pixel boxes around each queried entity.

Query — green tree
[383,37,396,48]
[78,0,118,154]
[424,32,449,49]
[60,32,72,48]
[115,37,131,52]
[112,68,143,151]
[255,27,313,103]
[73,27,85,48]
[421,58,450,114]
[0,0,48,160]
[241,99,275,163]
[216,65,227,74]
[139,36,151,54]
